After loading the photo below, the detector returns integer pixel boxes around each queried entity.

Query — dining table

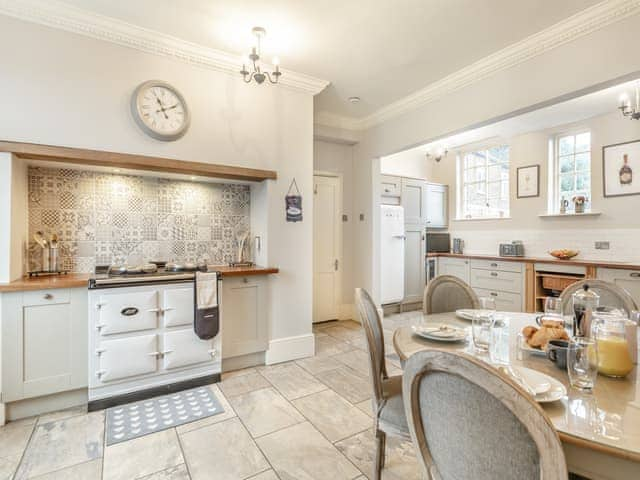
[392,311,640,480]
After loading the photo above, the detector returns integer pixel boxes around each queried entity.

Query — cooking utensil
[33,231,48,248]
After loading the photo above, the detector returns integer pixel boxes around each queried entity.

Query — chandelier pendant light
[240,27,282,85]
[619,82,640,120]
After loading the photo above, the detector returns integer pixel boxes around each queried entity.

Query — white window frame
[548,129,591,214]
[456,144,510,220]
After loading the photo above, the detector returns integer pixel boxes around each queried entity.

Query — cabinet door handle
[44,293,53,300]
[490,292,498,297]
[490,263,498,267]
[630,273,640,278]
[490,272,498,277]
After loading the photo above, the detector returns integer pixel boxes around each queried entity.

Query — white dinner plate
[455,309,477,321]
[512,366,566,403]
[411,325,468,343]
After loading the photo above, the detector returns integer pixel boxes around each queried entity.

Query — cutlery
[33,231,48,248]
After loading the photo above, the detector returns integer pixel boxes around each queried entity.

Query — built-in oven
[426,233,450,253]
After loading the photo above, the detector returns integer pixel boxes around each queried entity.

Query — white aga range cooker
[88,263,221,410]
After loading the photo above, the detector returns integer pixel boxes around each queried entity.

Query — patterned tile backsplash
[28,167,251,272]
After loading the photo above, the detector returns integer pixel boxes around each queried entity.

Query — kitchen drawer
[470,268,522,294]
[474,288,522,312]
[469,259,523,273]
[22,288,70,306]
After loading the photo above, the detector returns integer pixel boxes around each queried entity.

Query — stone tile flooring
[0,316,425,480]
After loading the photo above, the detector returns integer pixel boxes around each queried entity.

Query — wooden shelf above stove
[0,140,277,182]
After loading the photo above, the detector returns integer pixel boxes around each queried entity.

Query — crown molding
[0,0,330,95]
[316,0,640,131]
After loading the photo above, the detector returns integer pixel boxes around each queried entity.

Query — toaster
[499,241,525,257]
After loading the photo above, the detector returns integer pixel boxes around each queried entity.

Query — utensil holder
[48,247,59,272]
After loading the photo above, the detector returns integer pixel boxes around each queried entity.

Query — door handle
[334,259,339,271]
[630,272,640,278]
[392,234,406,239]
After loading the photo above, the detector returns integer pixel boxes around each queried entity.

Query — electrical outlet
[595,241,610,250]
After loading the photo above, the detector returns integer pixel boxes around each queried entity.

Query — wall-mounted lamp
[426,148,448,162]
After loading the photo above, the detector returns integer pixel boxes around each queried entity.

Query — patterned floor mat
[105,386,224,445]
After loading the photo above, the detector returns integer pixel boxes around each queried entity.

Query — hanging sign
[285,178,303,222]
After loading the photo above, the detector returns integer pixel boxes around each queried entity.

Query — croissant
[522,325,569,349]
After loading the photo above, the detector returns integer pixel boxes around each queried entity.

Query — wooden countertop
[427,252,640,270]
[0,266,279,293]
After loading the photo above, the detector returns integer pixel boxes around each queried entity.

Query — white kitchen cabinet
[403,225,426,304]
[425,183,448,228]
[469,260,525,312]
[437,257,470,283]
[597,267,640,307]
[380,175,402,198]
[221,276,268,359]
[401,178,427,225]
[1,288,87,402]
[474,288,523,312]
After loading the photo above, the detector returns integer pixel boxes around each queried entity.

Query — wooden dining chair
[423,275,480,314]
[402,349,568,480]
[354,288,411,480]
[559,279,638,316]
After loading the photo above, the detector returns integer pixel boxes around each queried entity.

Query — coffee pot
[572,284,599,337]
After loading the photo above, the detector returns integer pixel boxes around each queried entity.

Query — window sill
[453,216,512,222]
[538,211,601,218]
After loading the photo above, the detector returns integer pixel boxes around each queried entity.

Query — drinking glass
[472,297,496,352]
[489,314,510,365]
[544,297,564,323]
[568,337,598,392]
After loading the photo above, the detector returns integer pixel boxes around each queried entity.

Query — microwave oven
[426,233,450,253]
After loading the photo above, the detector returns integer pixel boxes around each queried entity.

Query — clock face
[132,81,190,141]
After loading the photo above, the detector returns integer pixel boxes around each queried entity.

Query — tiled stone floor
[0,315,424,480]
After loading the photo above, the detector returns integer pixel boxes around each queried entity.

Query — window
[458,145,510,219]
[552,131,591,212]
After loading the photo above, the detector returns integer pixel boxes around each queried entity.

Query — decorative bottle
[619,154,632,185]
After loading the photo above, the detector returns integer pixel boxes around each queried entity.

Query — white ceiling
[384,78,639,160]
[60,0,601,119]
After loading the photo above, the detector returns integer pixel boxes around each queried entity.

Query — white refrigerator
[380,205,405,304]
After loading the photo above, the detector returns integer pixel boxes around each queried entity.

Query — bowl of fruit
[549,249,579,260]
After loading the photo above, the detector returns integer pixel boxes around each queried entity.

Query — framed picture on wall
[516,165,540,198]
[603,139,640,197]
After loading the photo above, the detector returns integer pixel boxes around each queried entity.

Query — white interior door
[313,174,342,323]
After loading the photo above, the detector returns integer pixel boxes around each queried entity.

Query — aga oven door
[97,334,158,383]
[97,290,158,335]
[162,286,194,328]
[161,329,216,370]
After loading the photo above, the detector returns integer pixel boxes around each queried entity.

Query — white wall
[313,140,355,316]
[0,153,27,283]
[380,149,433,180]
[0,16,315,358]
[349,11,640,304]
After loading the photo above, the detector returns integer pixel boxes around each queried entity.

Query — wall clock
[131,80,190,141]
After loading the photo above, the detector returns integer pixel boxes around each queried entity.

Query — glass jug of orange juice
[591,309,633,378]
